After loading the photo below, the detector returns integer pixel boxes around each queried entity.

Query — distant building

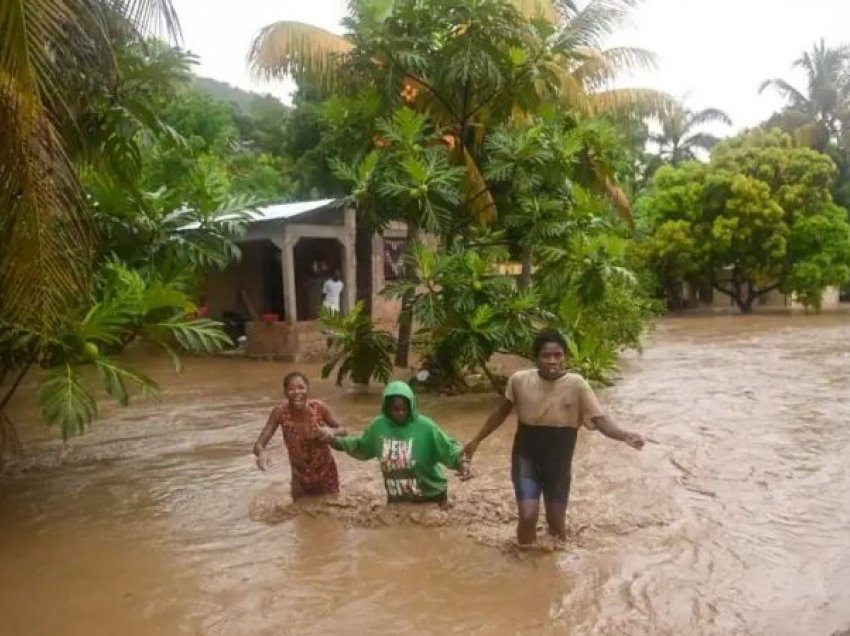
[203,198,407,360]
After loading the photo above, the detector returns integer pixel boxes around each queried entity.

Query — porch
[203,198,406,360]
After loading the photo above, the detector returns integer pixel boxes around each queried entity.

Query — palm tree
[247,0,670,223]
[760,39,850,151]
[650,103,732,165]
[0,0,181,340]
[250,0,668,367]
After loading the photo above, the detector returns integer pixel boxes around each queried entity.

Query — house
[202,198,407,360]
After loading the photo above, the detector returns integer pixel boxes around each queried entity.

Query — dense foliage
[636,130,850,311]
[250,0,667,387]
[0,3,290,457]
[6,0,850,447]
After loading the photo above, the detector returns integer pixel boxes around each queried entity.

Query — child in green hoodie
[317,381,470,505]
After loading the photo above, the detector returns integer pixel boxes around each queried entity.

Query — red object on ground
[262,313,279,323]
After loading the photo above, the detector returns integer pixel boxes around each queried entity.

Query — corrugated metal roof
[250,198,338,223]
[180,198,347,231]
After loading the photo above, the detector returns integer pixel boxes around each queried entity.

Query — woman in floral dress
[253,372,346,500]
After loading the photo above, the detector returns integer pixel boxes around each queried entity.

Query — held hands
[311,425,337,443]
[456,456,474,482]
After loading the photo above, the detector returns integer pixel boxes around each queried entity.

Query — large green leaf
[141,317,233,353]
[95,357,160,406]
[38,363,97,440]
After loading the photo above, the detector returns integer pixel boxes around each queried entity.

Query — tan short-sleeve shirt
[505,369,604,429]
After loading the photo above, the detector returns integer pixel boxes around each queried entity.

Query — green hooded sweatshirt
[331,381,464,502]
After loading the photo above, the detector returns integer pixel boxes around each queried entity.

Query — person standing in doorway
[463,331,644,549]
[322,269,344,314]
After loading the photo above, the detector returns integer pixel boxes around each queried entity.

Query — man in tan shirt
[464,331,644,548]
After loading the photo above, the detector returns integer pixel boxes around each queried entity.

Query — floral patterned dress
[273,399,339,499]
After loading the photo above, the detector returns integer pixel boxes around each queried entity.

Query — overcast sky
[170,0,850,132]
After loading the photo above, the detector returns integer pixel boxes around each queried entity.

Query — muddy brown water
[1,315,849,635]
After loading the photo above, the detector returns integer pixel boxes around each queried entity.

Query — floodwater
[1,314,849,636]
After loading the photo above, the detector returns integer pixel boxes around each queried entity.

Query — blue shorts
[511,424,578,503]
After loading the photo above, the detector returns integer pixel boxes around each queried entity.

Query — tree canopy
[637,129,850,312]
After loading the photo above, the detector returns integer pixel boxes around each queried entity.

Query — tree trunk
[355,228,374,317]
[0,364,30,471]
[395,292,414,368]
[394,226,420,368]
[742,282,781,314]
[0,363,31,413]
[710,280,747,313]
[712,277,780,314]
[0,414,23,471]
[666,280,683,310]
[518,246,533,290]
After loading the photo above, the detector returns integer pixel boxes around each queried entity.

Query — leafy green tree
[482,112,642,294]
[0,262,230,467]
[384,242,550,392]
[637,130,850,312]
[252,0,665,381]
[88,163,255,280]
[1,1,181,340]
[162,86,238,151]
[249,0,668,222]
[1,8,263,461]
[333,107,466,366]
[153,81,294,203]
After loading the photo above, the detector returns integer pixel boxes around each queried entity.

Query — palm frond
[683,132,721,152]
[560,0,642,50]
[1,1,88,102]
[588,87,674,118]
[111,0,182,41]
[462,147,498,224]
[571,46,657,88]
[688,107,732,128]
[510,0,561,22]
[758,78,809,109]
[0,1,182,339]
[0,72,89,336]
[248,21,353,89]
[597,172,634,229]
[538,59,591,112]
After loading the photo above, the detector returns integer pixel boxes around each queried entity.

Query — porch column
[273,232,297,324]
[342,235,356,313]
[342,204,357,313]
